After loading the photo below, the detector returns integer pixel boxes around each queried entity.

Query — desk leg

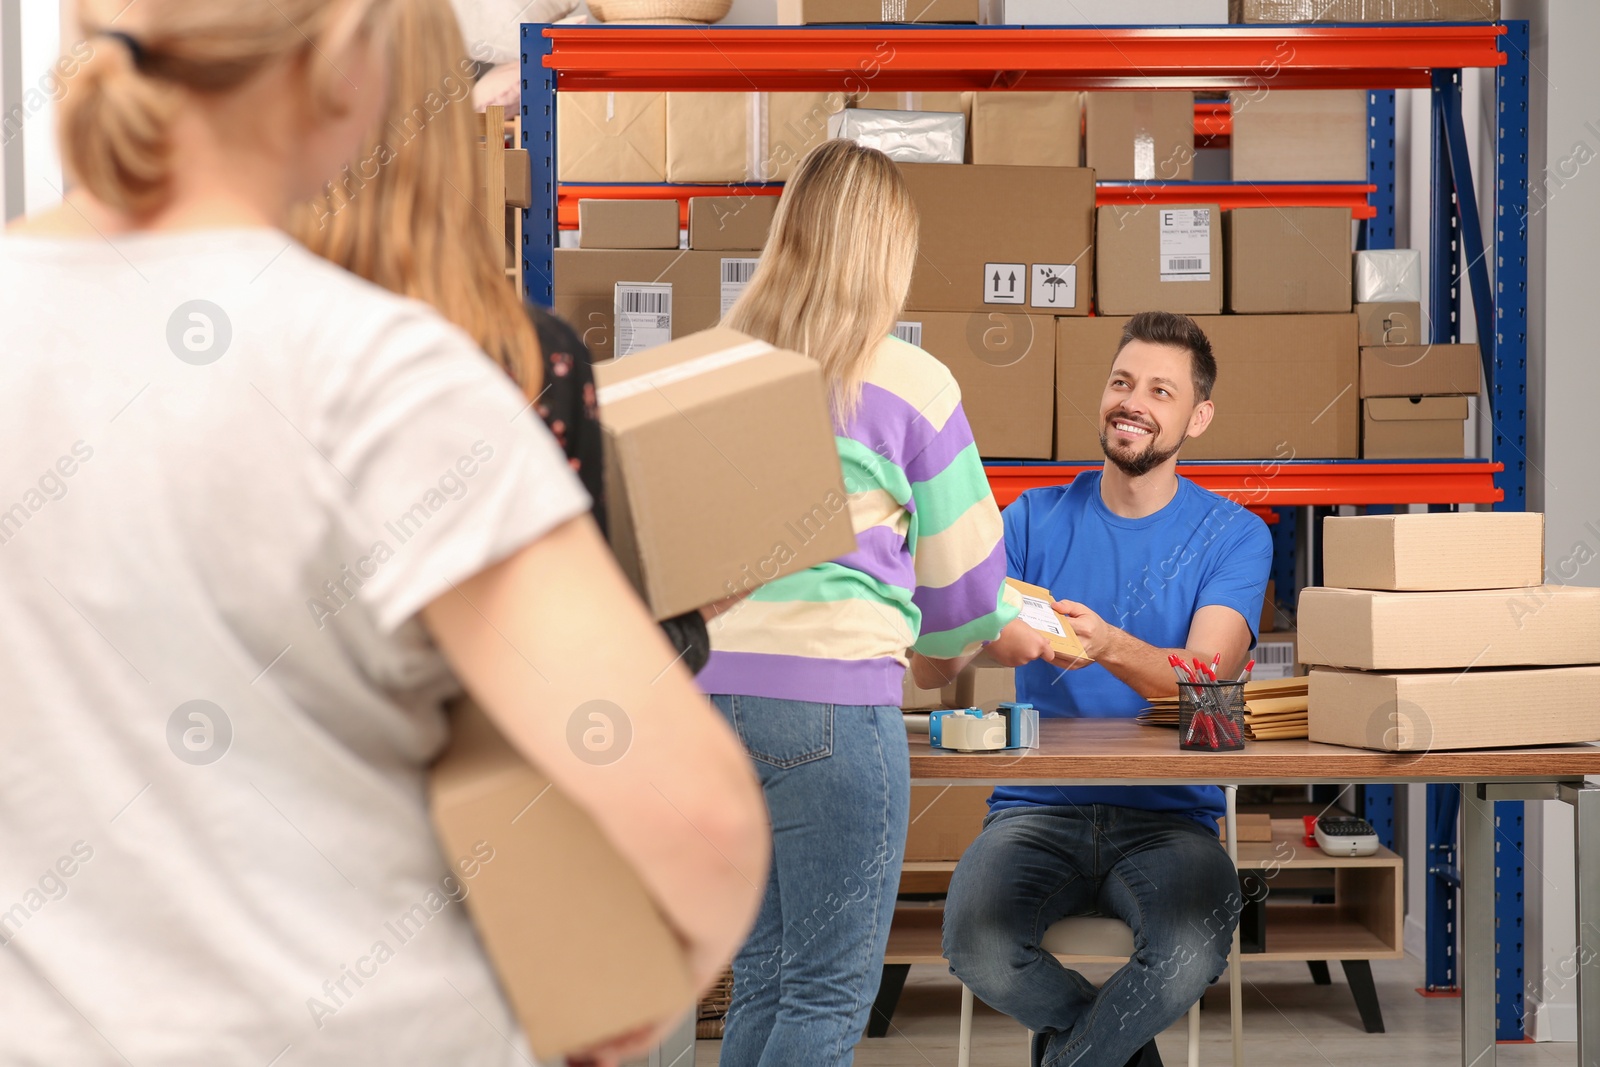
[1461,784,1495,1067]
[1225,784,1243,1067]
[1574,784,1600,1067]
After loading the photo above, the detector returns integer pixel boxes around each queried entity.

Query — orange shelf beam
[557,180,1375,228]
[983,461,1505,511]
[1195,99,1232,148]
[542,25,1506,93]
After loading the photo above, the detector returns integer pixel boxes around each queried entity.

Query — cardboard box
[779,0,981,22]
[969,91,1082,167]
[688,195,778,251]
[902,671,947,710]
[1054,314,1359,460]
[940,664,1017,711]
[553,250,722,362]
[429,700,695,1061]
[829,108,966,164]
[1084,92,1195,181]
[1353,249,1423,304]
[1360,343,1481,397]
[1307,665,1600,752]
[1255,630,1300,679]
[665,92,753,183]
[1297,585,1600,671]
[984,0,1228,22]
[767,93,850,180]
[1229,90,1368,181]
[595,327,856,618]
[1321,512,1545,592]
[1355,302,1425,347]
[854,91,971,120]
[1225,207,1353,313]
[904,785,992,862]
[1362,396,1467,459]
[1260,577,1277,633]
[1220,812,1274,843]
[899,163,1096,315]
[897,312,1055,459]
[557,92,665,183]
[1006,577,1089,660]
[577,199,679,250]
[1231,0,1499,21]
[1094,203,1223,315]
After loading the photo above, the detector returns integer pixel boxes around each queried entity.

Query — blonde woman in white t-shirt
[0,2,767,1065]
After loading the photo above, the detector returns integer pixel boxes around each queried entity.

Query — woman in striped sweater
[702,139,1053,1065]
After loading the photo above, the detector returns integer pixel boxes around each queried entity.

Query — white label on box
[1159,209,1212,283]
[719,258,759,316]
[1029,264,1077,309]
[614,282,672,357]
[984,262,1026,305]
[1253,639,1296,680]
[1016,593,1067,638]
[893,321,923,347]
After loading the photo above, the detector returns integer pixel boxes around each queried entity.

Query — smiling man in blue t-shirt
[943,312,1273,1067]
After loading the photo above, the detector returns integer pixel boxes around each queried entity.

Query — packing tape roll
[597,340,776,406]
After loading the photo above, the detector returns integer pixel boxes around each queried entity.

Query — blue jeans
[943,804,1239,1067]
[710,695,909,1067]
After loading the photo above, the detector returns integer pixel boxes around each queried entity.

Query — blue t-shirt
[991,471,1273,828]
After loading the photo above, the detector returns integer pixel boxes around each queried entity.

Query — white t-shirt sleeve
[314,307,591,635]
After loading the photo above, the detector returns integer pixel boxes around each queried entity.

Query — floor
[693,957,1573,1066]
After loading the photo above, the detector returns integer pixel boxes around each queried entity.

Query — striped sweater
[698,335,1021,707]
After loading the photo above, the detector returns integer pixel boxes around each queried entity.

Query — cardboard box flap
[1364,396,1469,422]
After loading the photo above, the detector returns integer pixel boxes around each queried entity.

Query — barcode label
[1257,642,1294,665]
[720,257,760,316]
[1159,208,1212,283]
[893,321,922,347]
[614,282,672,357]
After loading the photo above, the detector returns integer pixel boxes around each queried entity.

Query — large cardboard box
[1355,302,1425,347]
[768,93,851,180]
[1308,665,1600,752]
[1094,203,1223,316]
[578,199,679,250]
[429,700,695,1061]
[779,0,981,22]
[1362,397,1467,459]
[896,311,1055,459]
[557,92,666,183]
[1225,207,1353,313]
[595,328,856,618]
[900,163,1096,315]
[1054,314,1359,460]
[1321,512,1545,592]
[1231,0,1499,21]
[1229,91,1368,182]
[969,91,1082,167]
[688,195,778,251]
[665,93,848,182]
[1297,585,1600,671]
[1360,343,1481,397]
[984,0,1228,22]
[939,664,1017,711]
[553,250,721,362]
[905,785,992,862]
[1084,92,1195,181]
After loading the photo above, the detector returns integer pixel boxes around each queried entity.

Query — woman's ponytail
[57,36,183,217]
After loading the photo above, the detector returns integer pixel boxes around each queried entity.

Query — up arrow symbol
[1008,271,1017,292]
[992,270,1001,291]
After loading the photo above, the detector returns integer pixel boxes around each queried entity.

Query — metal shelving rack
[523,19,1532,1040]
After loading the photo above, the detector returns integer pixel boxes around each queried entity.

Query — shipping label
[893,321,923,348]
[1159,208,1212,283]
[719,258,759,317]
[1016,592,1068,638]
[1029,264,1076,309]
[614,282,672,357]
[983,262,1026,305]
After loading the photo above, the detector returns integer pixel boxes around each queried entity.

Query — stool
[955,916,1200,1067]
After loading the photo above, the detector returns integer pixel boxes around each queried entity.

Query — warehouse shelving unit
[523,18,1532,1040]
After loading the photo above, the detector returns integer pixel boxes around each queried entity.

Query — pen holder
[1177,681,1246,752]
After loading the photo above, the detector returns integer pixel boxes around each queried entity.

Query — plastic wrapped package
[1354,249,1423,304]
[826,108,966,165]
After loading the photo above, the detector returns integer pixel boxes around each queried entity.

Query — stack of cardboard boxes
[1301,513,1600,751]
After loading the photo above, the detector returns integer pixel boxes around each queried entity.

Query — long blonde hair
[724,140,918,417]
[60,0,389,218]
[292,0,542,396]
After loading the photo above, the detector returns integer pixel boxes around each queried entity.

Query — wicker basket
[588,0,732,22]
[695,967,736,1039]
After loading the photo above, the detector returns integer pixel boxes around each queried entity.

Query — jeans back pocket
[726,696,834,769]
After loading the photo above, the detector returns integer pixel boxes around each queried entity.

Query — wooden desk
[908,718,1600,1067]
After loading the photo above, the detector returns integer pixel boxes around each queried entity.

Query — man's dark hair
[1115,311,1217,401]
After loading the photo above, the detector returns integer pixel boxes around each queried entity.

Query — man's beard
[1099,417,1186,477]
